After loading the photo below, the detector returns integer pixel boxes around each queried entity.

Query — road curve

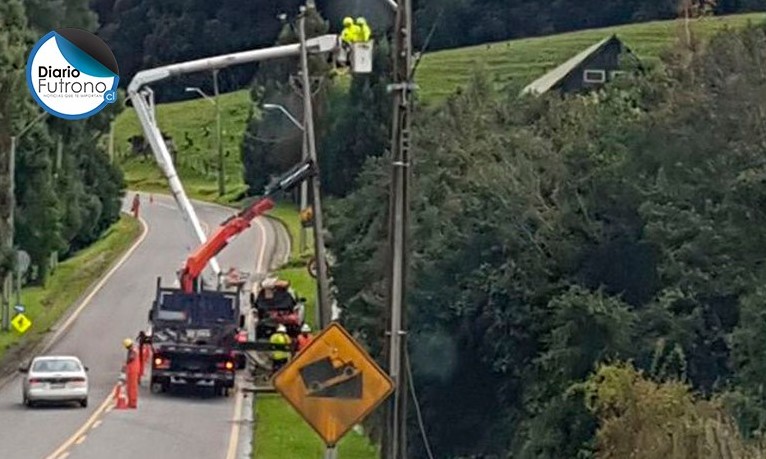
[0,193,288,459]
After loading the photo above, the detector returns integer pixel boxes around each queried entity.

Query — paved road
[0,193,288,459]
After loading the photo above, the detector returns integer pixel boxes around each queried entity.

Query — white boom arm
[127,35,340,277]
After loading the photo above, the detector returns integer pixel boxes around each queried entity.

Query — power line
[405,350,435,459]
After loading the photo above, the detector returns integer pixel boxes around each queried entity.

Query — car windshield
[32,359,81,373]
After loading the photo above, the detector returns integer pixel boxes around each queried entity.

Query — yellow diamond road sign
[273,322,394,447]
[11,313,32,334]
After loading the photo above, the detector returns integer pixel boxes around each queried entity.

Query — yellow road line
[44,390,115,459]
[56,453,70,459]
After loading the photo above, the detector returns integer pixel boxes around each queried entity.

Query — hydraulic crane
[179,159,315,293]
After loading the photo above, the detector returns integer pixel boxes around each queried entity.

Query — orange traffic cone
[114,379,129,409]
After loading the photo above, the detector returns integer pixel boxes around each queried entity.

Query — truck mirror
[148,310,153,321]
[239,315,245,328]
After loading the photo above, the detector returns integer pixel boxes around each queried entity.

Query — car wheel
[80,398,88,408]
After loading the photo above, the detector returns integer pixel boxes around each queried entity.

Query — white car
[19,356,89,408]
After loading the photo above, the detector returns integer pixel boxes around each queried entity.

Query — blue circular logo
[26,28,119,120]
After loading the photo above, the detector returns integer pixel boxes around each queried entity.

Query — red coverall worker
[296,323,314,353]
[131,193,140,218]
[124,338,140,408]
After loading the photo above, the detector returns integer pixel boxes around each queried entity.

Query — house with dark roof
[520,35,643,96]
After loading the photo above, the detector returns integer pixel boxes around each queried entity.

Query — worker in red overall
[136,331,151,380]
[123,338,140,408]
[131,193,140,218]
[296,323,314,354]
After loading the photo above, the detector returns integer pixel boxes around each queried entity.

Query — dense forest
[324,20,766,458]
[0,0,125,283]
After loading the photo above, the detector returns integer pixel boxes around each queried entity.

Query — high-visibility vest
[341,25,360,44]
[358,24,371,42]
[270,333,291,361]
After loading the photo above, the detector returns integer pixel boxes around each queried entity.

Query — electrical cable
[405,350,435,459]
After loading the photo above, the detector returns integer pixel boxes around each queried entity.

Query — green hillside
[417,12,766,102]
[114,13,765,197]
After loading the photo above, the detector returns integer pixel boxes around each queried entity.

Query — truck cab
[147,278,242,396]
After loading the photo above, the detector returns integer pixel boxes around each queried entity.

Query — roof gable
[521,35,622,96]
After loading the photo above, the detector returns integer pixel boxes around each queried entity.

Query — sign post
[273,323,394,448]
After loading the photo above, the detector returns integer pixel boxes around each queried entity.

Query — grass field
[254,394,379,459]
[0,215,142,362]
[114,90,252,203]
[252,207,376,458]
[114,13,766,199]
[416,12,766,101]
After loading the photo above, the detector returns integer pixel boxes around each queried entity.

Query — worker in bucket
[123,338,140,408]
[341,17,359,45]
[270,325,291,376]
[356,17,372,42]
[296,323,314,354]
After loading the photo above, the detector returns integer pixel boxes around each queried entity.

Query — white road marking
[225,387,245,459]
[75,435,87,445]
[91,420,102,429]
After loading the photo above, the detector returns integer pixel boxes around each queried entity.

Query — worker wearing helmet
[340,17,359,45]
[270,324,291,376]
[296,323,314,354]
[356,17,371,42]
[123,338,140,408]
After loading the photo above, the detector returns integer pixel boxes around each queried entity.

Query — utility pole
[2,135,16,332]
[383,0,414,456]
[213,69,225,197]
[3,111,47,331]
[298,4,332,329]
[108,120,115,163]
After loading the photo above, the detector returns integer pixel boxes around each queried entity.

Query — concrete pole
[2,136,15,331]
[383,0,413,456]
[300,124,308,254]
[298,5,332,330]
[109,120,115,163]
[214,69,225,197]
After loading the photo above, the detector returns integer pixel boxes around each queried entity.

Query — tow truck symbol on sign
[299,357,362,399]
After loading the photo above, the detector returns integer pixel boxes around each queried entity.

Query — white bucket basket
[350,40,374,74]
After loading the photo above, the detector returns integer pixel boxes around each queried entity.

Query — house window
[610,70,626,80]
[583,69,606,83]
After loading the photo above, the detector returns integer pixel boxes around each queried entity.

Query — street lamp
[263,103,304,131]
[3,111,48,331]
[262,103,309,255]
[185,69,224,196]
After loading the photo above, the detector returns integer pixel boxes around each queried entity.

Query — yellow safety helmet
[356,17,367,24]
[343,17,353,27]
[123,338,133,349]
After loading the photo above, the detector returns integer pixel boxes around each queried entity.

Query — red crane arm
[180,198,275,292]
[177,158,315,293]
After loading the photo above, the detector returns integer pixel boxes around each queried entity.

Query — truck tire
[150,378,165,394]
